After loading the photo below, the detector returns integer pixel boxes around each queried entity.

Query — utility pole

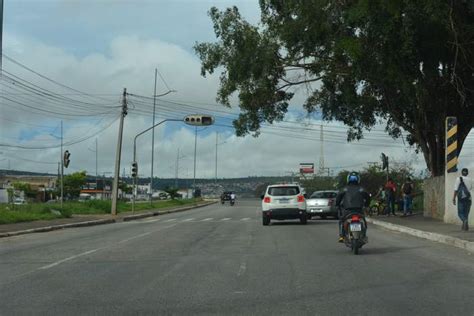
[215,132,218,185]
[150,69,157,204]
[111,88,127,215]
[60,120,64,210]
[193,126,197,191]
[319,124,325,176]
[175,148,180,188]
[0,0,4,74]
[95,138,98,188]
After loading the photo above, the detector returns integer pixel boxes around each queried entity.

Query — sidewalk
[367,212,474,253]
[0,200,216,238]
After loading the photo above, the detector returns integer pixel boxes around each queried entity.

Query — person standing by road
[402,177,414,216]
[384,178,397,216]
[453,168,472,231]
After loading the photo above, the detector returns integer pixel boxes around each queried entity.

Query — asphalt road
[1,199,474,315]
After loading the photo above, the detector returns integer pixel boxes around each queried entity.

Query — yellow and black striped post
[446,116,458,173]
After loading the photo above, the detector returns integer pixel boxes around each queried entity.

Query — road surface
[1,199,474,315]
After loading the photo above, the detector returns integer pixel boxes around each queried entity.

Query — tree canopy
[195,0,474,176]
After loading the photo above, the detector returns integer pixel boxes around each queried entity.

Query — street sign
[299,163,314,174]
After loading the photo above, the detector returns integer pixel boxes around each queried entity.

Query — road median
[0,200,217,238]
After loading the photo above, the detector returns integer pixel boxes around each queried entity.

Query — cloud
[5,33,469,180]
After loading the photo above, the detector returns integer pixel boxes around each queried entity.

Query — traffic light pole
[132,119,181,213]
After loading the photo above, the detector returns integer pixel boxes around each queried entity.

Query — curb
[366,217,474,254]
[0,219,116,238]
[122,201,216,222]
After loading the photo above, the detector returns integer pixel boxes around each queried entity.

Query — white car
[261,184,307,226]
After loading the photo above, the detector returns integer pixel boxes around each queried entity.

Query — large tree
[195,0,474,176]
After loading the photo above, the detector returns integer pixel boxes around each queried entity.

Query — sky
[1,0,473,180]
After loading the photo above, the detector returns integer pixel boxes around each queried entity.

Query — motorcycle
[230,199,235,206]
[342,212,368,255]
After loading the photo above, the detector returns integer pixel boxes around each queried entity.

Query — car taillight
[297,195,305,203]
[264,197,271,203]
[351,215,360,222]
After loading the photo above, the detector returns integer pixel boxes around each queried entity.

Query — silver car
[305,190,338,219]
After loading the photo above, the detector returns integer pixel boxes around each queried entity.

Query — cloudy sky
[1,0,473,179]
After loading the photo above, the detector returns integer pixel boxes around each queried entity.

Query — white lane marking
[39,249,99,270]
[221,218,231,221]
[118,231,153,244]
[163,218,177,222]
[145,218,160,223]
[237,261,247,276]
[201,218,213,221]
[182,218,195,222]
[241,217,251,221]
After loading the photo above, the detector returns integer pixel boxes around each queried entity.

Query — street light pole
[150,69,157,204]
[193,126,197,191]
[60,120,63,210]
[215,132,218,185]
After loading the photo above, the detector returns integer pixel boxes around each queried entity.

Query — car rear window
[268,186,300,196]
[310,192,337,198]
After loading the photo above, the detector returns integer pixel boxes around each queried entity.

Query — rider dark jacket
[336,184,370,211]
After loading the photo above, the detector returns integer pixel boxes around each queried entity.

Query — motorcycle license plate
[350,223,362,232]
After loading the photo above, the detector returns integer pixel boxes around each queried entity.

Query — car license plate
[279,199,289,204]
[350,223,362,232]
[311,209,323,213]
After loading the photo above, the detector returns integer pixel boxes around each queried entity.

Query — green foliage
[336,164,414,196]
[300,177,337,196]
[164,187,180,200]
[196,1,474,176]
[12,182,37,199]
[61,171,87,198]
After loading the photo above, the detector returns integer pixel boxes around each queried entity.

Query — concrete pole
[150,69,157,204]
[111,88,127,215]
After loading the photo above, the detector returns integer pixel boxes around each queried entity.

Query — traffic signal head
[184,115,215,126]
[131,161,138,178]
[64,150,71,168]
[381,153,389,170]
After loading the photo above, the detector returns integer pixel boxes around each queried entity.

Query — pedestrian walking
[402,177,414,216]
[453,168,472,231]
[384,178,397,216]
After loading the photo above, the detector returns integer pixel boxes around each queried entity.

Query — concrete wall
[423,176,445,220]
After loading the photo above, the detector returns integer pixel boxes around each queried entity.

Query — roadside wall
[423,175,445,220]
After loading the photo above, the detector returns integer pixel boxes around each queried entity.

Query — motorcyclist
[336,172,370,243]
[230,192,236,201]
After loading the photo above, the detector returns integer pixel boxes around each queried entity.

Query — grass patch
[0,207,64,225]
[0,198,203,224]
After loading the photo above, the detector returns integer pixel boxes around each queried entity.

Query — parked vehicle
[261,184,307,225]
[13,198,26,205]
[341,211,368,255]
[305,190,338,219]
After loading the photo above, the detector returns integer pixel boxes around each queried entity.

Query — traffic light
[184,115,215,126]
[381,153,389,170]
[63,150,71,168]
[131,161,138,178]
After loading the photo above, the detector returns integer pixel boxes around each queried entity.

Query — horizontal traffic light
[184,115,215,126]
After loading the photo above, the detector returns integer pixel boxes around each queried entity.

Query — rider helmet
[347,171,360,184]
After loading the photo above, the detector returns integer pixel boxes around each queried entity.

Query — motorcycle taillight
[351,215,360,222]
